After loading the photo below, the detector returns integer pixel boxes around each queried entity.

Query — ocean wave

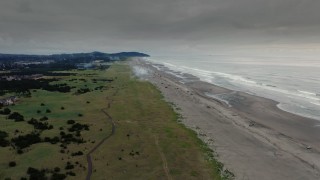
[277,103,320,121]
[310,102,320,106]
[298,90,317,96]
[205,92,232,107]
[146,57,320,120]
[152,59,320,102]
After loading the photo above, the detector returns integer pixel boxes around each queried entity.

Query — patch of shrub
[71,151,83,156]
[65,162,74,170]
[68,123,89,132]
[54,167,60,172]
[8,112,24,122]
[11,133,41,150]
[8,161,16,167]
[66,171,76,176]
[76,88,91,94]
[44,136,60,144]
[94,86,105,90]
[67,120,75,125]
[28,118,53,130]
[27,167,46,180]
[51,173,67,180]
[39,116,48,121]
[60,133,85,144]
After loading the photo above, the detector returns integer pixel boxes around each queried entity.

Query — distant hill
[0,51,150,62]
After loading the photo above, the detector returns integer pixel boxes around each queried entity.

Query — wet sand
[130,58,320,180]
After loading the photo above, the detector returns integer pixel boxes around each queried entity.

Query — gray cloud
[0,0,320,55]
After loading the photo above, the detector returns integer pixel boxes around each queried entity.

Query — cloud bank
[1,0,320,55]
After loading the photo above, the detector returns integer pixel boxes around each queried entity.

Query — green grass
[0,63,228,179]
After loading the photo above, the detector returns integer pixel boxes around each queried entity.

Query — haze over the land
[1,0,320,56]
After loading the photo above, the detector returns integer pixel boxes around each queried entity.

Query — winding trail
[85,99,116,180]
[155,136,172,180]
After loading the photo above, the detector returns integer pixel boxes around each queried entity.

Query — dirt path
[155,136,173,180]
[85,99,116,180]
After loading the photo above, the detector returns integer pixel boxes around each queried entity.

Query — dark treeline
[0,71,76,77]
[0,79,72,94]
[0,51,149,64]
[27,167,67,180]
[0,62,77,72]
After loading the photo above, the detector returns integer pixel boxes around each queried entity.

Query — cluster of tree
[65,162,74,170]
[68,78,78,82]
[42,83,72,93]
[129,150,141,157]
[11,132,41,150]
[92,78,114,83]
[8,112,24,122]
[68,123,89,132]
[39,116,49,121]
[0,78,72,94]
[0,90,5,96]
[43,136,60,144]
[75,88,91,94]
[94,86,105,90]
[26,167,67,180]
[67,120,75,124]
[0,71,75,77]
[71,151,84,156]
[27,118,53,130]
[0,51,149,64]
[0,108,11,115]
[60,132,85,144]
[78,78,87,82]
[0,130,9,147]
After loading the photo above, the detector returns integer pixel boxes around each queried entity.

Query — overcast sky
[1,0,320,55]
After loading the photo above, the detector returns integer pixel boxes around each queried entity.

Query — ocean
[146,55,320,121]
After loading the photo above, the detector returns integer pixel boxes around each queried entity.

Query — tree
[0,130,9,147]
[0,108,11,115]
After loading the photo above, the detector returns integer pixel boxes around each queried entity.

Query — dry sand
[130,58,320,180]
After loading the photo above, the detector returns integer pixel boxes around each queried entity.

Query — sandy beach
[131,58,320,180]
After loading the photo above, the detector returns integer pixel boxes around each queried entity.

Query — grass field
[0,62,226,179]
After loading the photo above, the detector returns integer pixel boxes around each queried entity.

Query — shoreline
[147,59,320,122]
[131,58,320,180]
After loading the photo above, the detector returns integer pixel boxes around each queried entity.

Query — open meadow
[0,63,224,179]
